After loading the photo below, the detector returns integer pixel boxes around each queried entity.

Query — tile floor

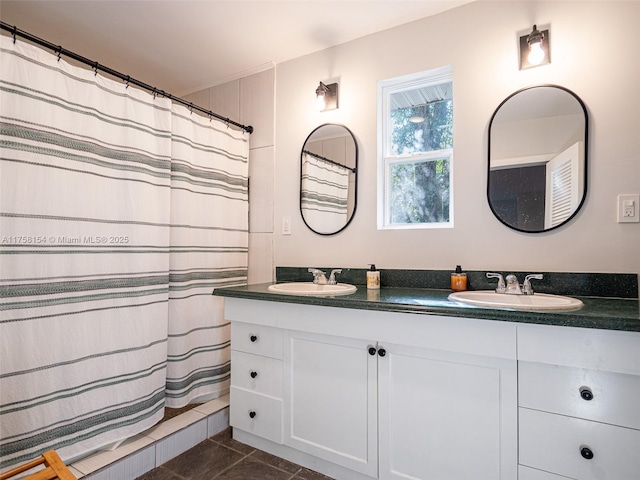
[135,428,334,480]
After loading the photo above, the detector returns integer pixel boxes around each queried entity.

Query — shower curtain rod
[303,149,356,173]
[0,22,254,134]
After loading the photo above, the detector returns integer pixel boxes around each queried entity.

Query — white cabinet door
[378,343,517,480]
[283,330,378,477]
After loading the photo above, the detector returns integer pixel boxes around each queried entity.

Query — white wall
[274,0,640,275]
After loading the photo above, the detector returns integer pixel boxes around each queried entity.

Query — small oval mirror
[488,85,588,232]
[300,124,358,235]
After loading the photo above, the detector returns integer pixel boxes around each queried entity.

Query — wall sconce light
[519,24,550,69]
[316,81,339,111]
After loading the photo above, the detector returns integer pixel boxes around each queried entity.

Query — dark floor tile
[249,449,301,475]
[214,456,293,480]
[136,466,185,480]
[293,467,335,480]
[211,427,255,455]
[161,439,245,479]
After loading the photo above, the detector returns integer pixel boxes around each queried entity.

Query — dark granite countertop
[213,283,640,332]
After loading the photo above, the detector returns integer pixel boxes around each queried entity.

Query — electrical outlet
[617,194,640,223]
[282,216,292,235]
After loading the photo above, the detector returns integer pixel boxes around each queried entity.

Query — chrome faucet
[523,274,543,295]
[486,273,506,293]
[308,268,328,285]
[486,272,543,295]
[505,275,522,294]
[328,269,342,285]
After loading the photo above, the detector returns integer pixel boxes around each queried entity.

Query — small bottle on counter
[451,265,467,292]
[366,264,380,290]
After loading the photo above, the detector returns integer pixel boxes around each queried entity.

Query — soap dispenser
[366,264,380,290]
[451,265,467,292]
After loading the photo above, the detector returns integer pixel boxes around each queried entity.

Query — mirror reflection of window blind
[545,142,583,228]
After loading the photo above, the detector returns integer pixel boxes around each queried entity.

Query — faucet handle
[523,274,543,295]
[308,268,326,284]
[328,269,342,285]
[486,272,506,293]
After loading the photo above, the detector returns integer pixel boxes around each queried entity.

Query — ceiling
[0,0,474,97]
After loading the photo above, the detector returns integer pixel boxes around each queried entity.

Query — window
[377,67,453,229]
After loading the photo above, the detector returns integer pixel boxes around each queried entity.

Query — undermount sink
[268,282,357,296]
[448,291,583,311]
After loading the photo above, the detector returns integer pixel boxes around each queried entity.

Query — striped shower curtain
[0,34,248,471]
[300,152,349,233]
[166,104,248,407]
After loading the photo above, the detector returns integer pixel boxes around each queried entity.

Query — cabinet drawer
[231,350,282,399]
[230,387,282,443]
[519,361,640,429]
[231,322,283,359]
[519,408,640,480]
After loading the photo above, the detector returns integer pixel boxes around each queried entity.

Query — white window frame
[377,66,454,230]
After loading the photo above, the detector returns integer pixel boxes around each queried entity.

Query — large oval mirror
[300,123,358,235]
[488,85,588,232]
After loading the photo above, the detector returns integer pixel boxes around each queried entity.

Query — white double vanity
[219,292,640,480]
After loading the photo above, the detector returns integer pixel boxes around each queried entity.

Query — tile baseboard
[71,396,230,480]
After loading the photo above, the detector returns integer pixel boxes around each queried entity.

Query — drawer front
[519,465,576,480]
[519,408,640,480]
[230,387,282,443]
[519,361,640,429]
[231,322,283,359]
[517,325,640,375]
[231,350,282,398]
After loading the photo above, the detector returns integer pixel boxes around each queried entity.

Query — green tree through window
[379,67,453,228]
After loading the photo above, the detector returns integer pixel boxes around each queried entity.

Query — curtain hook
[125,75,130,89]
[189,103,193,114]
[152,87,157,99]
[12,26,17,44]
[93,61,99,76]
[56,46,62,62]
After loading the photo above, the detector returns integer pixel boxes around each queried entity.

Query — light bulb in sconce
[528,41,545,64]
[315,82,328,110]
[519,24,550,69]
[315,81,338,111]
[527,25,545,65]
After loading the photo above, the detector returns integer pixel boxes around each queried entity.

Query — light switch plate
[617,194,640,223]
[282,216,292,235]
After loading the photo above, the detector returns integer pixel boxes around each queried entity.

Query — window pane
[390,84,453,156]
[389,157,450,224]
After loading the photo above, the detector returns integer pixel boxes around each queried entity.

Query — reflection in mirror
[300,124,358,235]
[488,85,588,232]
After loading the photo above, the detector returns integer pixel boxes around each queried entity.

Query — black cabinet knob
[250,335,257,342]
[378,348,386,357]
[580,447,594,460]
[250,371,258,379]
[249,410,256,419]
[580,387,593,401]
[368,347,377,356]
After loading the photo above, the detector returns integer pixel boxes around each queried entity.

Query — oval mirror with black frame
[488,85,588,233]
[300,123,358,235]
